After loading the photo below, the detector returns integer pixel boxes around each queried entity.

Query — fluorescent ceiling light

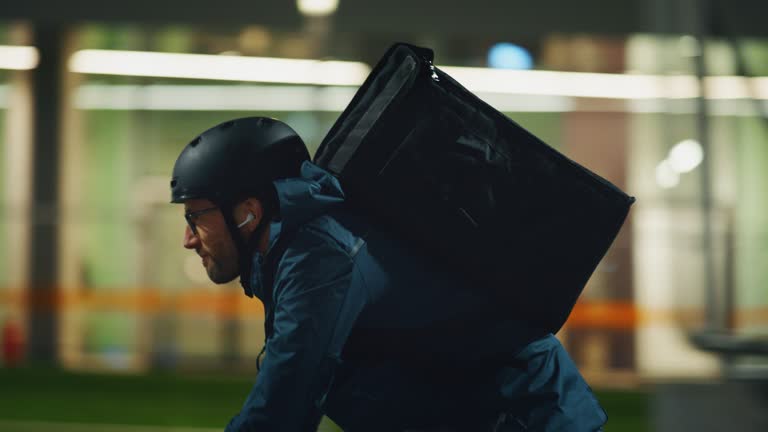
[297,0,339,16]
[69,49,370,86]
[0,45,39,70]
[706,76,768,99]
[67,49,768,100]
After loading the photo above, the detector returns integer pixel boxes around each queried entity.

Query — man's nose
[183,225,199,249]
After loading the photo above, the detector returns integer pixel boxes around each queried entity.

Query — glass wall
[1,21,766,380]
[734,115,768,336]
[627,34,768,378]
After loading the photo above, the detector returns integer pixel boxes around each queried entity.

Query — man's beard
[206,254,239,284]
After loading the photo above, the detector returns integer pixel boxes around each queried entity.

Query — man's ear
[237,198,264,228]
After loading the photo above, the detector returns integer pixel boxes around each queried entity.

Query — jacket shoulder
[289,210,368,259]
[271,212,365,289]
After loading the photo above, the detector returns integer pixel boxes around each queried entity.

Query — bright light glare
[0,45,39,70]
[488,43,533,70]
[668,139,704,173]
[69,49,369,86]
[656,160,680,189]
[296,0,339,16]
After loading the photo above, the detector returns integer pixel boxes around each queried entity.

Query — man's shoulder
[279,208,368,262]
[269,212,362,296]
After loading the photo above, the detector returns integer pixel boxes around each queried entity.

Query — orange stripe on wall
[1,288,767,328]
[0,288,264,318]
[566,301,711,329]
[566,301,637,330]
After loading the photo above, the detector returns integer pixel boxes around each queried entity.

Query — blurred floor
[0,420,342,432]
[0,367,646,432]
[654,381,768,432]
[0,421,219,432]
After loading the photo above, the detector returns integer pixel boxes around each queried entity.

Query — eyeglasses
[184,206,219,235]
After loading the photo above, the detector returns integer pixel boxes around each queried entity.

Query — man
[171,117,607,431]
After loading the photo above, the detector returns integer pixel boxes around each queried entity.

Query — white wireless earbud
[237,212,255,228]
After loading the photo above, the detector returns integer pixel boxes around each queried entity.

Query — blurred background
[1,0,767,431]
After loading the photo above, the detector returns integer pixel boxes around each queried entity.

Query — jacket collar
[241,161,345,300]
[271,161,345,232]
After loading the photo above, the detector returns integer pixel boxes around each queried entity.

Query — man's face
[182,199,240,284]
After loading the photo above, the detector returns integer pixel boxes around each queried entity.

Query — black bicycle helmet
[170,117,310,290]
[171,117,310,205]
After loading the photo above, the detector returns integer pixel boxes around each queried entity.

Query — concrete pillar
[26,23,66,364]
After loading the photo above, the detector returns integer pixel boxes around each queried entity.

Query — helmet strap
[218,200,270,297]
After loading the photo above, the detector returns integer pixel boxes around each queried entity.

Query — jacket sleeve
[226,227,360,432]
[498,334,608,432]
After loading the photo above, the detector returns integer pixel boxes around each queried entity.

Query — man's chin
[208,273,238,284]
[206,266,239,284]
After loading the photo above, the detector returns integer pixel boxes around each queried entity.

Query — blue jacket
[226,162,607,432]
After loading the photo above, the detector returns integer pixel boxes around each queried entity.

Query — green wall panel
[735,116,768,309]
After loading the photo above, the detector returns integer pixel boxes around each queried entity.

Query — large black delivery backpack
[314,43,635,335]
